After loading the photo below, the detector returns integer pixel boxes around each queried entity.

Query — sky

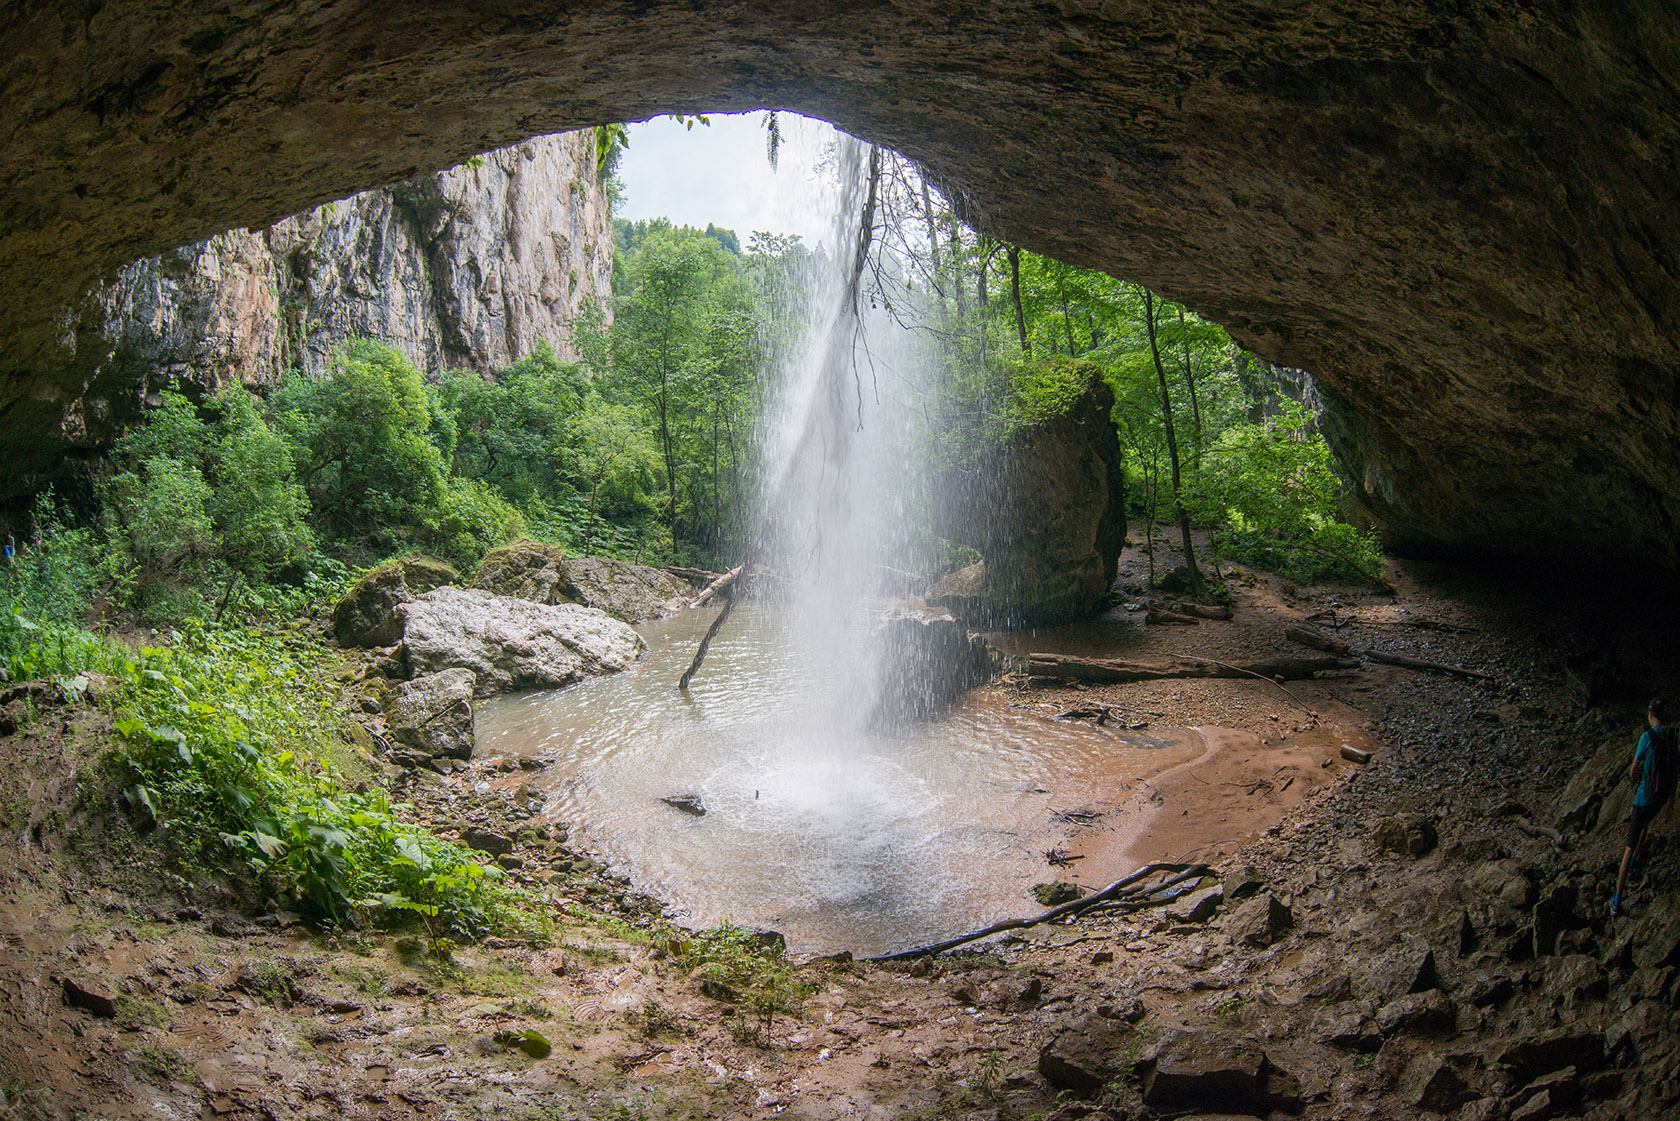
[614,111,843,252]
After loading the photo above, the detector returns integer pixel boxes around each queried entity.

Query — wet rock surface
[398,586,645,695]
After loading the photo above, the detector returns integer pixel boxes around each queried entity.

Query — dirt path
[3,543,1679,1120]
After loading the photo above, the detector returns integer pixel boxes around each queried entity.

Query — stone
[1165,885,1224,925]
[1373,813,1437,856]
[551,555,692,624]
[459,828,513,858]
[12,6,1680,572]
[1221,865,1263,902]
[399,586,644,695]
[660,794,706,817]
[1536,954,1607,1007]
[470,540,571,606]
[387,669,476,760]
[1630,907,1680,970]
[60,977,117,1017]
[1311,1003,1376,1051]
[930,372,1124,625]
[868,607,993,725]
[1497,1030,1605,1087]
[1403,1053,1479,1114]
[1225,893,1292,947]
[1374,990,1456,1037]
[330,556,460,647]
[1360,941,1440,1003]
[1141,1032,1291,1113]
[1532,880,1582,957]
[1037,1015,1130,1095]
[1033,882,1084,907]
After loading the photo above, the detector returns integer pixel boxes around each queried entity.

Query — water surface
[477,606,1201,956]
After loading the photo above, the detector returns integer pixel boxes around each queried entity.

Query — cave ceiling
[3,1,1678,565]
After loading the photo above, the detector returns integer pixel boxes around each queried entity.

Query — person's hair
[1650,697,1667,722]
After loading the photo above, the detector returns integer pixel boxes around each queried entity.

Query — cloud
[615,112,847,252]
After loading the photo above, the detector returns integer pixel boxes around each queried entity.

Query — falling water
[477,119,1206,955]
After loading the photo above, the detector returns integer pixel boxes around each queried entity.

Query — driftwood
[1026,653,1357,684]
[871,862,1214,961]
[693,564,746,608]
[678,596,737,692]
[1285,624,1353,656]
[1286,624,1492,682]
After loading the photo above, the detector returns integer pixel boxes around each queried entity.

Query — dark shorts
[1628,801,1659,850]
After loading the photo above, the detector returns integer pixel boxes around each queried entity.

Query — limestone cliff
[93,129,611,407]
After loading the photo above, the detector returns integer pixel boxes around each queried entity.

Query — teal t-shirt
[1635,725,1673,807]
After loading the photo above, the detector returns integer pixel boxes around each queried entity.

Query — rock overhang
[3,1,1678,565]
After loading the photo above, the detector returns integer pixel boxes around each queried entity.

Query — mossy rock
[330,555,461,647]
[470,539,568,605]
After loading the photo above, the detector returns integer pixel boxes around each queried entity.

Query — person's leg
[1615,804,1652,913]
[1614,845,1634,912]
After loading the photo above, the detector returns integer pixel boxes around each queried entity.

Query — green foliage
[8,611,546,939]
[422,476,525,571]
[1185,404,1385,584]
[3,491,105,633]
[269,339,446,550]
[672,925,813,1045]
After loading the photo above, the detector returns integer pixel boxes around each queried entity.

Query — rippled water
[476,606,1201,957]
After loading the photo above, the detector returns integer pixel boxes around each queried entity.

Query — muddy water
[477,606,1207,957]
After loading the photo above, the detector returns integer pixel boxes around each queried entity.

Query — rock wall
[3,3,1680,567]
[92,129,611,408]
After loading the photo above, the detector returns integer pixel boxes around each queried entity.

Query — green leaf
[492,1029,551,1059]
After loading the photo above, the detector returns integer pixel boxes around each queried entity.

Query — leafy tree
[268,340,446,551]
[207,387,314,583]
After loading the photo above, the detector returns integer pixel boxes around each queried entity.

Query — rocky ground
[2,540,1678,1121]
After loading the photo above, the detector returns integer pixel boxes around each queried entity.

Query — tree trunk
[1144,288,1204,596]
[1178,306,1204,457]
[1007,244,1030,354]
[1026,653,1358,683]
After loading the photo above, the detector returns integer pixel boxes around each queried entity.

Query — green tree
[269,340,446,551]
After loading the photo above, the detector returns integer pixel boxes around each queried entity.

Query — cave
[3,1,1678,566]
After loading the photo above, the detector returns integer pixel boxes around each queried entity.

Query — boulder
[1497,1029,1606,1088]
[1373,813,1438,856]
[1226,893,1292,947]
[1033,881,1084,907]
[330,555,460,647]
[387,669,476,760]
[869,607,993,725]
[554,555,692,623]
[930,370,1125,626]
[472,541,692,623]
[1165,885,1224,925]
[1630,907,1680,970]
[1037,1014,1132,1095]
[470,539,570,605]
[1403,1053,1480,1114]
[1375,989,1457,1037]
[1141,1032,1297,1113]
[1532,880,1581,958]
[399,586,644,695]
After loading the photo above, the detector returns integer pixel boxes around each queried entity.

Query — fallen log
[1026,653,1358,684]
[871,862,1214,961]
[1168,601,1234,621]
[1285,624,1353,656]
[1285,625,1493,683]
[692,564,745,608]
[1145,608,1199,626]
[664,565,724,587]
[1364,649,1495,682]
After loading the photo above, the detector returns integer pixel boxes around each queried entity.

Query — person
[1613,697,1676,915]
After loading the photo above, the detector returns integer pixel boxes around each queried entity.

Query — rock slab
[399,586,644,695]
